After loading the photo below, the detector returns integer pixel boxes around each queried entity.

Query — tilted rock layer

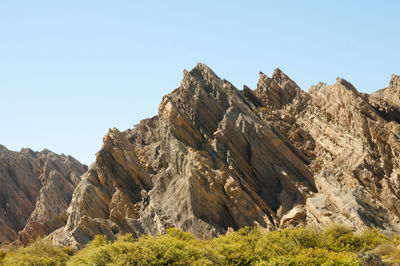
[0,146,87,245]
[7,64,400,248]
[44,64,400,248]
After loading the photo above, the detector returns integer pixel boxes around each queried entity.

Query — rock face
[44,64,400,248]
[255,72,400,231]
[49,65,317,248]
[369,74,400,124]
[0,145,87,245]
[3,64,398,248]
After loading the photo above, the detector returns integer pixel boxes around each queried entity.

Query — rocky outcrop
[369,74,400,124]
[46,64,400,248]
[0,63,393,249]
[256,73,400,231]
[48,64,317,248]
[0,146,86,245]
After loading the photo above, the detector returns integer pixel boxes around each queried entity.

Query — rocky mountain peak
[192,62,219,80]
[255,69,303,109]
[0,146,87,246]
[47,64,319,248]
[3,64,400,250]
[180,63,225,93]
[390,74,400,89]
[366,74,400,125]
[335,77,358,92]
[19,148,37,157]
[272,68,294,87]
[242,85,263,108]
[309,77,361,103]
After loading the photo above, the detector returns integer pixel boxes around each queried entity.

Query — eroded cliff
[45,64,400,248]
[0,146,87,245]
[4,64,399,248]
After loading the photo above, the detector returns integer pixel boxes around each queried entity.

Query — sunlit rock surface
[0,146,86,245]
[4,64,400,248]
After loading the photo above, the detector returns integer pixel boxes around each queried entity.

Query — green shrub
[3,240,69,266]
[322,224,386,252]
[68,228,223,266]
[254,226,361,265]
[0,250,7,264]
[359,228,387,250]
[211,227,261,265]
[259,248,360,266]
[3,225,396,265]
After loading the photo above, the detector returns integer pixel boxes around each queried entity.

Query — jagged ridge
[3,64,400,249]
[0,146,87,246]
[48,64,400,248]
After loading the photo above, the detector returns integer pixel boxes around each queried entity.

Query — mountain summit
[2,64,400,249]
[0,146,87,245]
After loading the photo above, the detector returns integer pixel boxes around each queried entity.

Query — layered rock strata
[47,64,400,248]
[0,146,87,245]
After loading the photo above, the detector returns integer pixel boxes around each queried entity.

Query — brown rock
[49,64,317,247]
[0,146,86,245]
[257,72,400,232]
[11,64,399,248]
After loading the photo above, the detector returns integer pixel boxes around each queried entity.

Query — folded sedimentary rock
[47,64,400,248]
[0,146,86,245]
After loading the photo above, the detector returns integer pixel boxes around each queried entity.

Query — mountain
[2,64,400,249]
[45,64,400,248]
[0,146,87,245]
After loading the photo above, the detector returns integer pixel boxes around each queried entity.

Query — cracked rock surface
[50,65,400,248]
[3,64,400,248]
[0,146,87,245]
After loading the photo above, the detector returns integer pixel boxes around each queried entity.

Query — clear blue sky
[1,1,399,164]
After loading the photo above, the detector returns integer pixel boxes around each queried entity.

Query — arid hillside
[2,64,400,250]
[0,146,87,245]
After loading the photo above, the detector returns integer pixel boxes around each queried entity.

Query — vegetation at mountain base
[1,240,70,265]
[2,68,400,253]
[2,225,400,265]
